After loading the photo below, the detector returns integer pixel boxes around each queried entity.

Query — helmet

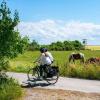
[45,48,48,52]
[40,48,45,53]
[40,47,48,53]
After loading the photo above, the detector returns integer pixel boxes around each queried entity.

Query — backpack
[44,52,54,63]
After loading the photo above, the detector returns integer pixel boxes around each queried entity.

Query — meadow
[9,50,100,80]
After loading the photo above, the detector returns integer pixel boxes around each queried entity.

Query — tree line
[27,40,84,51]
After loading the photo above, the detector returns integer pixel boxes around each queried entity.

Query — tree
[28,40,40,51]
[56,41,63,50]
[72,40,84,50]
[39,40,84,51]
[0,1,28,71]
[63,41,74,50]
[82,39,87,49]
[49,42,57,50]
[17,36,29,53]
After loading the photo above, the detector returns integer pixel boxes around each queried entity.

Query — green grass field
[9,50,100,80]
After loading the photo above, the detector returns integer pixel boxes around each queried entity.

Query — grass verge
[0,77,22,100]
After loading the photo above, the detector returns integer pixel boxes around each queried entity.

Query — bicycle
[27,65,59,84]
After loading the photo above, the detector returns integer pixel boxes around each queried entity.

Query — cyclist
[34,47,54,77]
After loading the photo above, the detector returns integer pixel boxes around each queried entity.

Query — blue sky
[1,0,100,45]
[6,0,100,23]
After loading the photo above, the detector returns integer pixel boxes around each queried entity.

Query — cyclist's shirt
[37,52,54,65]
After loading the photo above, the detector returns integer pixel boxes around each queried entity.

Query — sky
[1,0,100,45]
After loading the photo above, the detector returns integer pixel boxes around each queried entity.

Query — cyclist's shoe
[43,76,46,79]
[35,76,43,81]
[39,76,43,80]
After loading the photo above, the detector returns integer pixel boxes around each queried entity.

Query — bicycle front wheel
[27,68,39,81]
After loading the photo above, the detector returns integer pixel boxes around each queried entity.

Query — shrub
[0,77,22,100]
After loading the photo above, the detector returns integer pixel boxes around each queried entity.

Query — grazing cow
[69,52,85,63]
[85,57,100,65]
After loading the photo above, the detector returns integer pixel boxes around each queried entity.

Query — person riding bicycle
[34,47,54,77]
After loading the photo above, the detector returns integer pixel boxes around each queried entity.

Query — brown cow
[85,57,100,65]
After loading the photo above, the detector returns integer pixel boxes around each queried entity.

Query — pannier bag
[47,66,59,78]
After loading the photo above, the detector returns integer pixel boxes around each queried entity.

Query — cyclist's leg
[39,65,44,76]
[39,64,49,78]
[43,64,50,73]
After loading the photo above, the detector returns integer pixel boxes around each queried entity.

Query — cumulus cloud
[17,19,100,45]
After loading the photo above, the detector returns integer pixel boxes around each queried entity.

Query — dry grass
[86,45,100,50]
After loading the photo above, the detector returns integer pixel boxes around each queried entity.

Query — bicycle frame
[27,65,59,84]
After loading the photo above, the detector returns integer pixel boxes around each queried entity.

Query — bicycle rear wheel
[45,72,59,84]
[27,68,39,81]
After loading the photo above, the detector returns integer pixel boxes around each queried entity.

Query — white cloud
[17,19,100,45]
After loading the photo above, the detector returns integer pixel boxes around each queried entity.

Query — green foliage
[28,40,84,51]
[0,77,22,100]
[28,40,40,51]
[17,36,29,54]
[71,40,84,50]
[48,40,84,51]
[0,1,20,58]
[0,58,9,71]
[0,1,29,71]
[63,41,74,50]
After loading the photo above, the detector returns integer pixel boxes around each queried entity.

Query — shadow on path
[21,79,52,88]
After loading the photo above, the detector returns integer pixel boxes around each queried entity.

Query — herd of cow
[69,52,100,65]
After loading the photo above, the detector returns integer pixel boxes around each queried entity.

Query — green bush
[0,77,22,100]
[0,58,9,71]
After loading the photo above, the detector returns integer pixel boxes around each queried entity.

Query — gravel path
[7,72,100,93]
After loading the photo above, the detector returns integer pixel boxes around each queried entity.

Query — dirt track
[23,88,100,100]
